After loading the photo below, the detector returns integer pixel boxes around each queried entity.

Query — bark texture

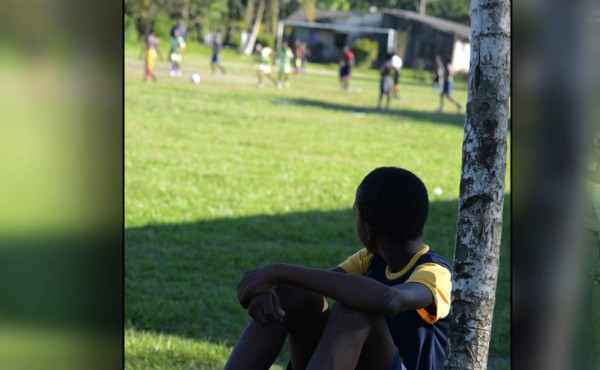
[270,0,279,37]
[303,0,316,22]
[244,0,255,30]
[243,0,265,55]
[444,0,510,369]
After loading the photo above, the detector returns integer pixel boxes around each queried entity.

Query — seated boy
[225,167,452,370]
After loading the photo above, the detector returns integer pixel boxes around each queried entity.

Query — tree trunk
[303,0,316,22]
[243,0,265,54]
[137,0,153,39]
[244,0,255,30]
[270,0,279,37]
[234,0,245,21]
[181,0,190,23]
[419,0,426,16]
[444,0,510,369]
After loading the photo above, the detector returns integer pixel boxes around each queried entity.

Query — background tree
[443,0,510,368]
[303,0,316,21]
[427,0,470,26]
[243,0,266,54]
[244,0,256,29]
[270,0,280,37]
[123,0,472,45]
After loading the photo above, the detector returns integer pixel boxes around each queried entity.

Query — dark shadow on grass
[349,74,468,91]
[125,196,510,365]
[284,98,466,127]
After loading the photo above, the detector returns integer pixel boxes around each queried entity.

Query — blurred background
[0,0,122,368]
[513,0,600,369]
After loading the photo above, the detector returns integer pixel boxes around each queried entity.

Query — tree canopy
[125,0,470,42]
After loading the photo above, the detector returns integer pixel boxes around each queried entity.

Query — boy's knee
[330,302,377,325]
[275,284,327,314]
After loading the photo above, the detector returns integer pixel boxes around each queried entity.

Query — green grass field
[125,42,510,369]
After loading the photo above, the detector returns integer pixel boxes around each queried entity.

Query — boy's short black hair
[356,167,429,241]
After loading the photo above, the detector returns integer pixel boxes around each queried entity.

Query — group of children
[141,19,187,82]
[142,28,303,90]
[252,40,310,89]
[377,52,462,113]
[142,30,462,115]
[377,50,403,109]
[336,46,403,110]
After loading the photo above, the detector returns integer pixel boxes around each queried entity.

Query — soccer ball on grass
[190,73,201,84]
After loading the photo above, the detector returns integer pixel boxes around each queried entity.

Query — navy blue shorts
[442,81,454,94]
[340,66,350,77]
[387,350,407,370]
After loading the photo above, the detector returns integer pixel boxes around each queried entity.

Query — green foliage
[317,0,418,12]
[427,0,471,26]
[152,11,173,39]
[317,0,352,11]
[226,30,242,48]
[185,25,203,43]
[351,38,379,67]
[125,13,139,42]
[454,70,468,84]
[206,1,230,30]
[256,33,275,49]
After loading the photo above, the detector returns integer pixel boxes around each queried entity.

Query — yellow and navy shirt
[338,245,452,370]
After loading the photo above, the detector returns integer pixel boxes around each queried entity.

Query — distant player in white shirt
[390,51,403,98]
[253,43,278,88]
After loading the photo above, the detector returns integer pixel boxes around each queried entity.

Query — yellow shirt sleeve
[405,262,452,324]
[338,248,374,276]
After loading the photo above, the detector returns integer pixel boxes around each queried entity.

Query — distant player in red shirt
[339,46,355,90]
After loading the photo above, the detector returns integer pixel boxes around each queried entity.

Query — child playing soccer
[377,62,394,110]
[437,56,462,113]
[225,167,453,370]
[142,29,162,82]
[169,28,186,77]
[339,46,355,90]
[253,43,277,88]
[390,51,403,98]
[276,41,294,89]
[210,32,226,75]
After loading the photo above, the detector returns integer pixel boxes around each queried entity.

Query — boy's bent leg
[276,284,330,370]
[307,303,397,370]
[225,284,329,370]
[224,317,288,370]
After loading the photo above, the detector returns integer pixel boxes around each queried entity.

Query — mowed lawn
[125,42,511,369]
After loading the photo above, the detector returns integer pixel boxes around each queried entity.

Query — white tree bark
[419,0,427,16]
[444,0,510,369]
[243,0,266,55]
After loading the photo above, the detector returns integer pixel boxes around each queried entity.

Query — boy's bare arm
[237,264,433,316]
[245,266,344,326]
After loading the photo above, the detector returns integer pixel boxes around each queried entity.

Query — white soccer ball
[391,55,402,69]
[190,73,201,84]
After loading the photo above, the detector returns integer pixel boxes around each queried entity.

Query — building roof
[286,8,359,22]
[382,8,471,40]
[286,7,471,41]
